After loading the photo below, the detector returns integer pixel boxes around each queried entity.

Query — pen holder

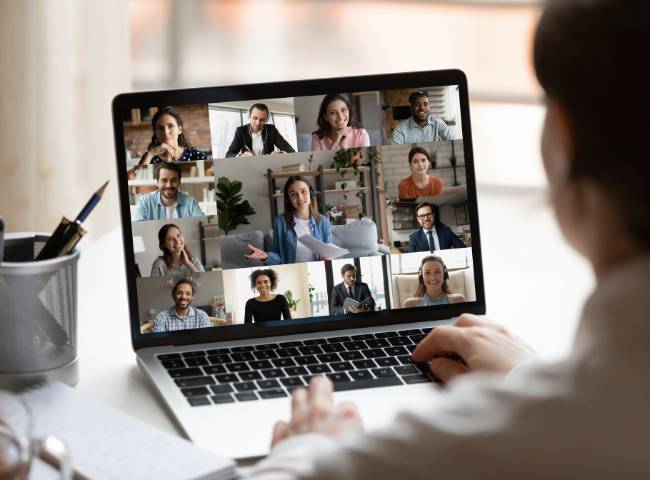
[0,233,79,391]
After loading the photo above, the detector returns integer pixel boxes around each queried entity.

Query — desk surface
[76,186,593,440]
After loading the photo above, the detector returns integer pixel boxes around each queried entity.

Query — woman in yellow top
[397,146,444,200]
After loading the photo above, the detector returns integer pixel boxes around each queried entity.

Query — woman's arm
[280,295,292,320]
[244,300,253,324]
[358,128,370,147]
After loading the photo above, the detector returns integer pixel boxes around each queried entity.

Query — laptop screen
[114,70,484,345]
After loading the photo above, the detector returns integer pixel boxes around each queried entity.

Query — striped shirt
[152,306,211,333]
[391,115,454,144]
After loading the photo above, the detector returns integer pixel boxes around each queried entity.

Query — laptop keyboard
[157,328,436,407]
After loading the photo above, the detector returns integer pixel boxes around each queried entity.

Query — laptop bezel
[111,69,486,351]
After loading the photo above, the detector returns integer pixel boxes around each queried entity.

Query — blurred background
[2,0,590,357]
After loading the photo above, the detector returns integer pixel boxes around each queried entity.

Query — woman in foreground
[247,0,650,477]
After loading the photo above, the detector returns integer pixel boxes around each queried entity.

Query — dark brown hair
[415,256,450,298]
[408,146,431,164]
[155,162,182,181]
[147,106,192,150]
[282,175,321,230]
[534,0,650,248]
[312,94,362,139]
[250,269,279,291]
[157,224,194,268]
[341,264,356,276]
[172,278,196,297]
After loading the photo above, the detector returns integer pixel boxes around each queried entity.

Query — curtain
[0,0,131,241]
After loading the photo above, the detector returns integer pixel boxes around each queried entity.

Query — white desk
[75,186,593,440]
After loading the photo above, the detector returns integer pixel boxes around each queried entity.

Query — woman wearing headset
[245,175,334,265]
[402,255,466,307]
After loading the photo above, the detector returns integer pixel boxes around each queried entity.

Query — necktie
[347,286,353,298]
[427,230,434,252]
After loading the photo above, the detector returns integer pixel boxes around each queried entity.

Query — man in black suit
[225,103,296,157]
[330,264,376,315]
[408,202,466,252]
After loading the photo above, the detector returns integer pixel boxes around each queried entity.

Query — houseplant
[216,176,256,235]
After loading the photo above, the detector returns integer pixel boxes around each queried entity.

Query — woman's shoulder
[152,256,166,266]
[181,146,208,161]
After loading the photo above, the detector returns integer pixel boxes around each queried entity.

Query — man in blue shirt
[132,163,204,221]
[391,90,454,144]
[153,279,211,333]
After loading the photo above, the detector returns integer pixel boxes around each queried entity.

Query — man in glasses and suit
[408,202,466,253]
[391,90,454,144]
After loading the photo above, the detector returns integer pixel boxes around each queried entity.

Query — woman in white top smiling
[246,0,650,478]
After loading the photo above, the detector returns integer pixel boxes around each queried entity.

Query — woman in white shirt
[247,0,650,478]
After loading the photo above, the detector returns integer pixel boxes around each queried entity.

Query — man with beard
[391,90,454,144]
[153,279,211,332]
[408,202,466,252]
[133,163,204,221]
[225,103,295,157]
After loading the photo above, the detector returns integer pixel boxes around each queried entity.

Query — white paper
[297,235,349,259]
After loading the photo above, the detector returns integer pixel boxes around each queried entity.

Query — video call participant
[244,269,292,323]
[311,94,370,150]
[225,103,296,157]
[408,202,466,252]
[403,255,466,308]
[245,176,334,265]
[152,279,211,333]
[391,90,454,144]
[329,264,376,315]
[133,163,204,221]
[138,106,208,165]
[151,224,205,276]
[398,147,445,200]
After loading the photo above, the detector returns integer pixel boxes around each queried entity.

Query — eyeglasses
[417,213,433,220]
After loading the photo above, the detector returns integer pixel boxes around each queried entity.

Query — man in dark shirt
[329,264,376,315]
[225,103,296,157]
[408,202,466,252]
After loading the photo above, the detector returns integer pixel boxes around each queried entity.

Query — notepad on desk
[22,383,236,480]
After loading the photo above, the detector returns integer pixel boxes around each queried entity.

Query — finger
[411,326,467,362]
[429,357,468,383]
[307,376,333,428]
[454,314,493,329]
[335,401,361,420]
[290,388,308,434]
[271,421,289,447]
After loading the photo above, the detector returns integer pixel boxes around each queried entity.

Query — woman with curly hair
[244,269,291,323]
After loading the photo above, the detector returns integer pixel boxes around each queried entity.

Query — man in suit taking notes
[225,103,296,157]
[408,202,466,252]
[329,264,376,315]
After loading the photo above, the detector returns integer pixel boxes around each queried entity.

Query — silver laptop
[112,69,484,459]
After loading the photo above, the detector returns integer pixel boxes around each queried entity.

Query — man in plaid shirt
[153,279,211,332]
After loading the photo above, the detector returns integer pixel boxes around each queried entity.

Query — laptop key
[185,357,209,367]
[374,332,399,339]
[405,344,417,353]
[182,350,205,358]
[330,362,354,372]
[207,354,231,364]
[231,346,254,353]
[395,365,419,375]
[226,362,250,373]
[333,376,402,392]
[308,364,331,374]
[284,366,308,376]
[231,352,255,362]
[343,341,366,351]
[372,368,396,378]
[250,360,273,370]
[397,355,413,365]
[375,357,399,367]
[278,341,303,348]
[175,376,215,388]
[188,396,211,407]
[388,337,412,347]
[321,343,346,353]
[259,389,287,399]
[235,392,258,402]
[362,348,386,359]
[181,387,210,397]
[352,359,376,369]
[257,379,281,389]
[294,355,318,365]
[385,346,409,356]
[255,343,279,351]
[233,382,257,392]
[161,359,185,369]
[211,394,235,404]
[262,368,286,379]
[280,377,305,388]
[239,371,262,381]
[168,367,203,378]
[327,336,351,343]
[349,370,373,381]
[298,345,322,355]
[206,348,230,355]
[254,350,278,360]
[317,353,340,363]
[350,334,374,340]
[366,339,390,348]
[398,329,421,336]
[203,365,226,375]
[409,334,426,343]
[421,327,434,334]
[302,338,327,346]
[158,353,181,360]
[339,351,364,361]
[276,348,300,358]
[326,372,351,383]
[272,358,296,368]
[402,374,431,384]
[215,373,238,384]
[211,384,234,394]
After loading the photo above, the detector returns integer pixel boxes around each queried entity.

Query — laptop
[112,69,485,459]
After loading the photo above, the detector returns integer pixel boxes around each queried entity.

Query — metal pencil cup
[0,233,80,391]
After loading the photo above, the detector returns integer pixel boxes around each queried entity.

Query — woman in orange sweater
[397,146,444,200]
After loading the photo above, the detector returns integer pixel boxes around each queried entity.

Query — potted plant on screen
[216,176,256,234]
